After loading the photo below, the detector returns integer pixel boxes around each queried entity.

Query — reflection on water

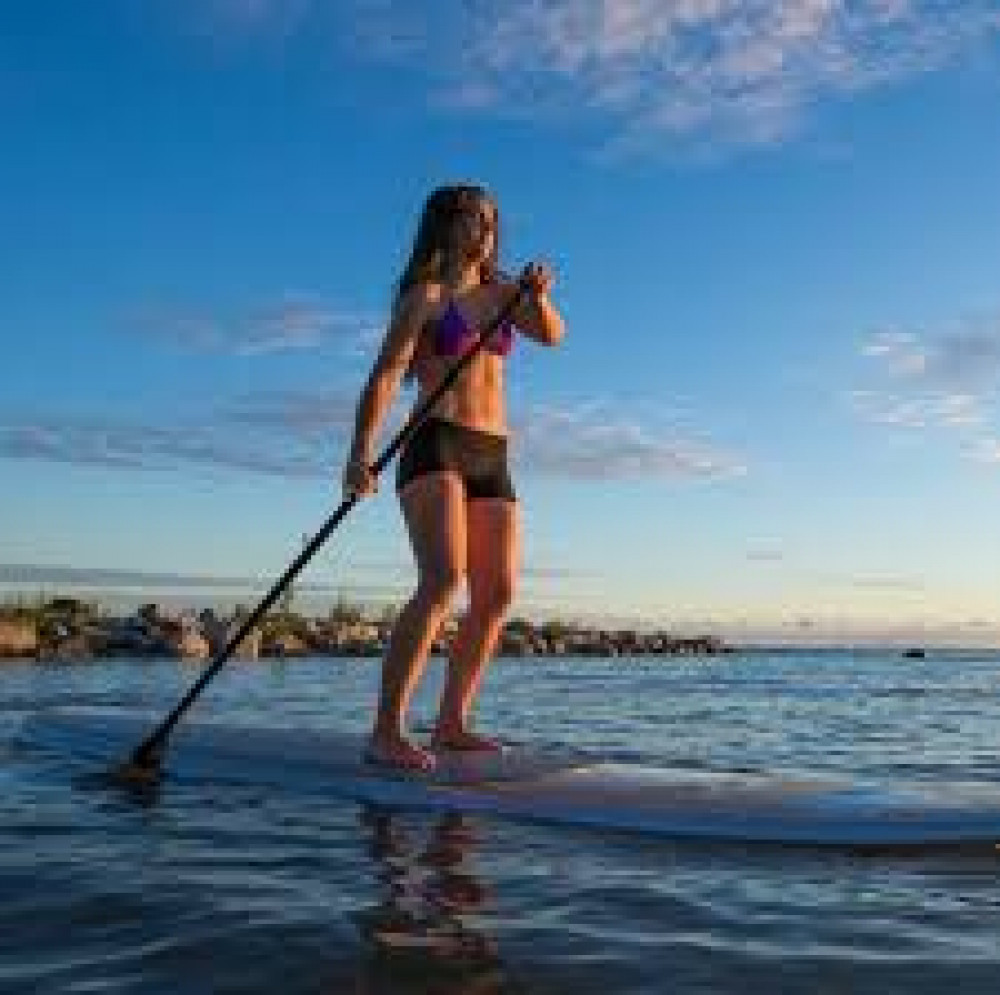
[355,807,512,994]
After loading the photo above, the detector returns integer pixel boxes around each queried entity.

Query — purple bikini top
[433,299,514,358]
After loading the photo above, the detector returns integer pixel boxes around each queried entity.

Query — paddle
[111,269,532,785]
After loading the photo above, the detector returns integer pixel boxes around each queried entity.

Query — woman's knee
[416,564,465,613]
[473,572,517,620]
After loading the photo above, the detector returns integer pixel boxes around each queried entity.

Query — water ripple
[2,653,1000,993]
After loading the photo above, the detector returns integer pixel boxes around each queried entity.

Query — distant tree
[540,617,570,642]
[40,597,98,628]
[327,595,364,628]
[0,594,35,622]
[505,616,535,636]
[377,602,399,629]
[137,603,160,626]
[47,596,86,614]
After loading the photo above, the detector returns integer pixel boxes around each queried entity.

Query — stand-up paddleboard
[17,708,1000,846]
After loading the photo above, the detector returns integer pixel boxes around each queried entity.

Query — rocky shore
[0,596,730,662]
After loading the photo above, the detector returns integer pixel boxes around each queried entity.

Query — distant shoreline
[0,594,731,662]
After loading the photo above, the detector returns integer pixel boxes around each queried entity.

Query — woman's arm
[344,284,431,494]
[504,262,564,346]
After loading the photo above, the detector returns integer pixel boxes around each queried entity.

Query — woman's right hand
[343,455,378,500]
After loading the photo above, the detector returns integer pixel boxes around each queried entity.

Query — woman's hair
[393,184,501,314]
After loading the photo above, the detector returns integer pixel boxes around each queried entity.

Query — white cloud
[967,436,1000,464]
[861,331,928,377]
[128,298,380,356]
[514,401,747,480]
[224,388,357,439]
[844,574,927,591]
[746,542,784,562]
[192,0,313,38]
[0,564,341,592]
[924,327,1000,389]
[1,393,746,484]
[849,388,985,430]
[179,1,1000,153]
[854,313,1000,461]
[0,414,332,478]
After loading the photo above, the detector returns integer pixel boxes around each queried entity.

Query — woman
[343,183,565,772]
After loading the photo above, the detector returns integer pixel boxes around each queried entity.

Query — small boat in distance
[901,647,926,659]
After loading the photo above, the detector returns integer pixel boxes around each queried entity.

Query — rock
[0,618,39,658]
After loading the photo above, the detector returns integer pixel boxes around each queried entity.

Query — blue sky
[3,0,1000,644]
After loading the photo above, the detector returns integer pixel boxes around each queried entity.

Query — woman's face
[447,197,496,264]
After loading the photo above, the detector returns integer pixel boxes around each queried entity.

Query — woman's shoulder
[394,281,446,325]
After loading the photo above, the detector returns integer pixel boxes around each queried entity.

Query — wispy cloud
[0,563,340,592]
[967,436,1000,465]
[127,298,381,357]
[223,388,358,439]
[841,574,927,592]
[0,414,332,478]
[852,314,1000,461]
[746,543,784,562]
[2,392,745,483]
[849,388,985,430]
[514,401,747,480]
[862,325,1000,390]
[0,562,593,616]
[186,1,1000,153]
[187,0,314,41]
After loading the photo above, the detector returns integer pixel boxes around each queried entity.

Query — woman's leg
[369,472,467,769]
[433,497,520,750]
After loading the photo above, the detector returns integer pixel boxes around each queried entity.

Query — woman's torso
[409,282,511,438]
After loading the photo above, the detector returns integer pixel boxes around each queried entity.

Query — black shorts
[396,417,517,502]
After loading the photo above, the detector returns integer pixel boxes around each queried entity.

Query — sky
[2,0,1000,646]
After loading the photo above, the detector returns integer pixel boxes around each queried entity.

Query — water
[2,650,1000,993]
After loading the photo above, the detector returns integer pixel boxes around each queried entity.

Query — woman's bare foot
[430,727,503,753]
[365,732,436,773]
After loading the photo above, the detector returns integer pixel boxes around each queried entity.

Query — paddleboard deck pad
[17,708,1000,846]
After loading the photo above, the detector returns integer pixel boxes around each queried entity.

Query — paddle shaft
[127,273,530,770]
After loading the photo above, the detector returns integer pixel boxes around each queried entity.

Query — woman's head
[395,184,500,307]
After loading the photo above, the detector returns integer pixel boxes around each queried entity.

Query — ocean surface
[2,649,1000,994]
